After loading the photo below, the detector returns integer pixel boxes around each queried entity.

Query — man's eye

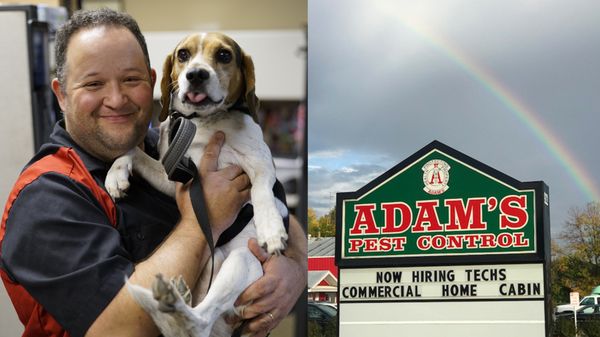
[215,48,232,64]
[84,81,102,88]
[125,77,142,83]
[177,49,191,63]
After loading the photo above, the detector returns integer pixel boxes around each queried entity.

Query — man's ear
[51,78,67,112]
[150,68,157,89]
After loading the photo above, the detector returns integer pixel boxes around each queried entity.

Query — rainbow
[397,15,600,202]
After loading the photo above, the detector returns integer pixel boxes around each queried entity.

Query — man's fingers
[220,165,244,181]
[235,274,275,306]
[244,313,275,336]
[232,172,251,191]
[241,295,277,320]
[199,131,225,174]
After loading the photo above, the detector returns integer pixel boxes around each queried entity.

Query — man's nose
[103,83,128,109]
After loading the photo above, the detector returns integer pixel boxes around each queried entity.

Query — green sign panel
[336,141,549,267]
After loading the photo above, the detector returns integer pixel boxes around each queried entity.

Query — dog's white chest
[160,112,270,176]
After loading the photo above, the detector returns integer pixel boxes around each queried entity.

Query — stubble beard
[96,121,146,158]
[67,118,147,162]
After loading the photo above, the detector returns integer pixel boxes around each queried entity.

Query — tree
[308,208,319,237]
[550,240,573,306]
[307,207,336,237]
[561,202,600,267]
[552,201,600,303]
[317,208,336,237]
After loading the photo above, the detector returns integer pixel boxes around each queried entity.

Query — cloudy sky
[307,0,600,237]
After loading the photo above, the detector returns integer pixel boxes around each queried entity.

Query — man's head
[51,9,156,162]
[55,8,151,92]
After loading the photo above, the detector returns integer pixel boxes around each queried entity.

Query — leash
[162,116,197,183]
[162,116,216,292]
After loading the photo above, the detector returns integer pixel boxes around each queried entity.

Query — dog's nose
[186,69,210,85]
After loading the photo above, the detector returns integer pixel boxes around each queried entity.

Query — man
[0,8,306,337]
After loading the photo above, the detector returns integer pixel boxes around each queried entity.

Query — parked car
[308,302,337,329]
[555,305,600,337]
[319,302,338,310]
[578,305,600,322]
[556,295,600,314]
[555,305,600,322]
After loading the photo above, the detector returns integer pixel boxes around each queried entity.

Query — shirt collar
[49,120,110,174]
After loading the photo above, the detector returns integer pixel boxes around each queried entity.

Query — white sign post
[570,292,579,335]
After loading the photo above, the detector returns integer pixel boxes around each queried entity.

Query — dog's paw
[261,233,289,255]
[256,215,288,254]
[171,275,192,307]
[152,274,178,313]
[105,155,133,199]
[233,304,248,319]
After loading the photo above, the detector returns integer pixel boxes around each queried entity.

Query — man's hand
[234,217,307,336]
[175,131,251,239]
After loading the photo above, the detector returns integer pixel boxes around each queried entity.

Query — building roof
[308,270,337,289]
[308,236,335,257]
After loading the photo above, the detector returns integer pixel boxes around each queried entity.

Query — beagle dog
[105,32,288,337]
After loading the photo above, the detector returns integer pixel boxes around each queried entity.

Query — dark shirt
[0,121,179,337]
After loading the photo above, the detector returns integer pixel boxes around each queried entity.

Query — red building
[308,237,337,304]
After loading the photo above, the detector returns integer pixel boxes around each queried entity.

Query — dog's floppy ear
[241,52,259,123]
[159,52,175,122]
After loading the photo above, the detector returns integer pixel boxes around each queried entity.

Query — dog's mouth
[183,91,222,107]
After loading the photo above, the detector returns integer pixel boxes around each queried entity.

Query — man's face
[52,26,156,162]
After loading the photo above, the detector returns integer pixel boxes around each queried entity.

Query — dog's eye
[177,49,191,63]
[215,48,232,64]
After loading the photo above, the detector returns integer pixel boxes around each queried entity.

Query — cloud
[309,160,389,216]
[308,149,345,160]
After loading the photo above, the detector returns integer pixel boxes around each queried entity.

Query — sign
[335,141,551,337]
[340,264,544,302]
[570,292,580,306]
[570,291,580,331]
[336,141,548,267]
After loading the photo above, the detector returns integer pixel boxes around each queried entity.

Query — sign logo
[423,159,450,195]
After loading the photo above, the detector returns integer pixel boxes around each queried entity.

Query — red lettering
[479,234,497,248]
[392,237,407,251]
[463,234,479,249]
[431,235,445,250]
[445,198,487,231]
[430,171,443,184]
[364,238,378,251]
[350,204,379,235]
[513,232,529,247]
[349,239,364,252]
[413,200,442,232]
[379,238,391,251]
[497,233,513,247]
[500,195,528,229]
[416,236,430,250]
[447,235,464,249]
[382,202,412,234]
